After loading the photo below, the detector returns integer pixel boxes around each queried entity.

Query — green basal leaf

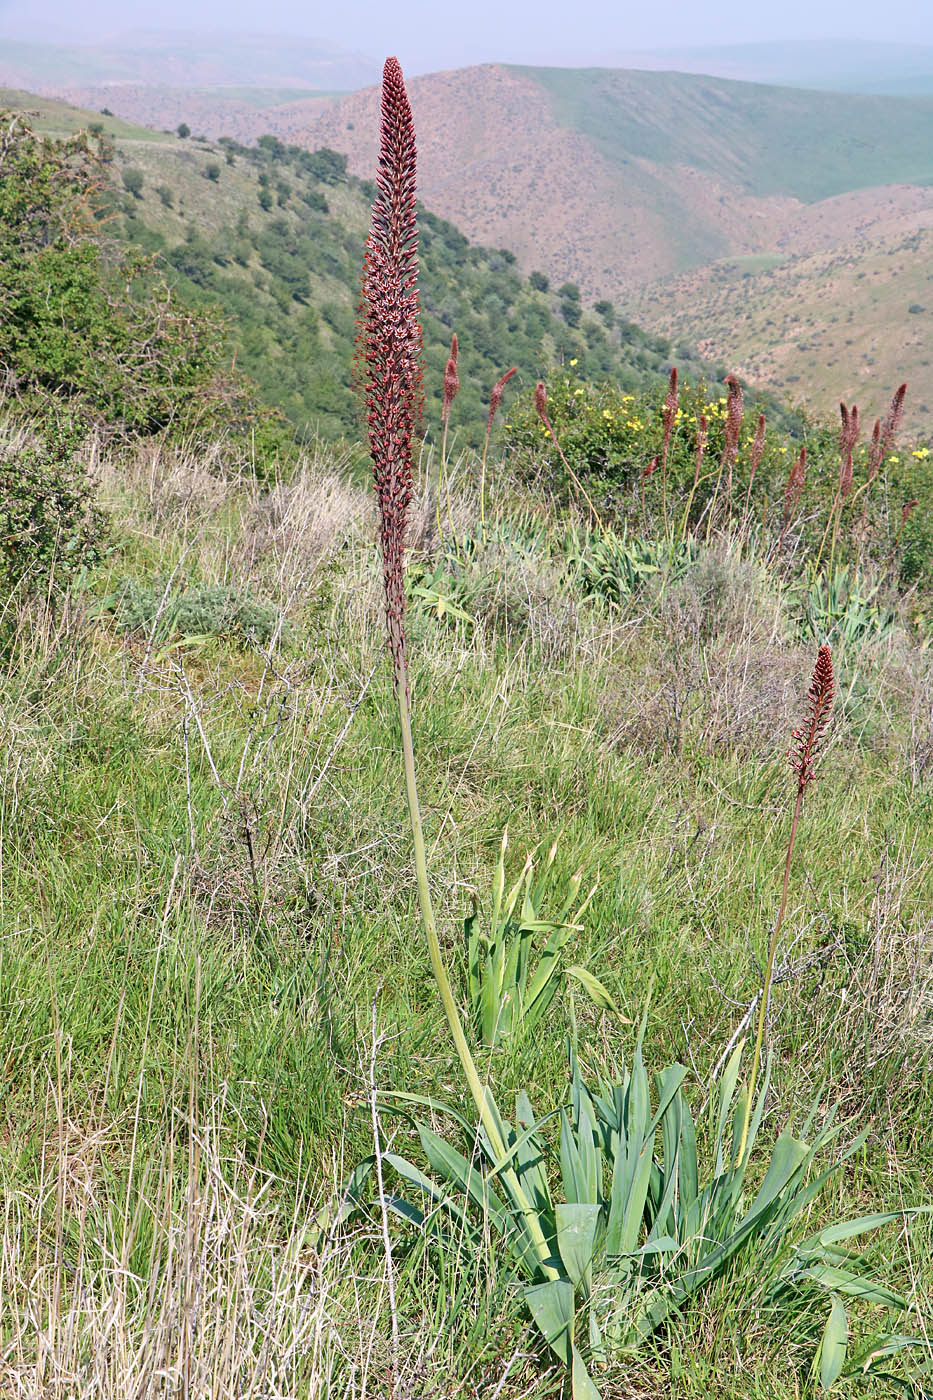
[819,1295,848,1392]
[525,1278,575,1365]
[555,1202,601,1287]
[566,964,631,1020]
[572,1346,602,1400]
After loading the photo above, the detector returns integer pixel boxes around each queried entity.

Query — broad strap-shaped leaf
[714,1043,744,1176]
[797,1264,906,1309]
[819,1295,848,1392]
[514,1089,554,1212]
[525,1278,574,1366]
[417,1125,509,1232]
[555,1202,601,1288]
[566,965,630,1020]
[572,1346,602,1400]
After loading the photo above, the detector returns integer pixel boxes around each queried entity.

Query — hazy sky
[1,0,932,72]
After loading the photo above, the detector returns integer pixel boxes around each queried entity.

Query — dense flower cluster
[359,56,424,688]
[790,643,835,792]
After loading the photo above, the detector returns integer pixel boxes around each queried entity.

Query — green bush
[122,167,144,199]
[103,576,286,648]
[0,430,108,594]
[0,114,289,457]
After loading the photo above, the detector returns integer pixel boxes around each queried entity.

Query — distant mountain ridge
[296,63,933,293]
[294,62,933,425]
[600,40,933,97]
[0,33,380,92]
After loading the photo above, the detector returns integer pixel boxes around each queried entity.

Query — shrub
[0,429,108,593]
[122,167,144,199]
[103,576,286,648]
[0,114,286,454]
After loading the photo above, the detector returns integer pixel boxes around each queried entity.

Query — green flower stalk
[359,56,556,1281]
[737,643,835,1164]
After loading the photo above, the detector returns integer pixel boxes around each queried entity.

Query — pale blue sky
[1,0,932,74]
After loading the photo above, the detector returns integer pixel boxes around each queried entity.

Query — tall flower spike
[790,644,835,793]
[534,380,548,423]
[534,379,603,528]
[867,383,907,481]
[692,412,708,488]
[784,445,806,516]
[442,331,459,422]
[778,446,806,551]
[838,401,859,498]
[749,413,766,484]
[487,366,517,432]
[360,56,424,693]
[662,367,678,460]
[721,375,744,496]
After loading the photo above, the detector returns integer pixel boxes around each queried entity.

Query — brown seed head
[535,380,548,424]
[901,498,920,528]
[789,643,835,793]
[642,455,658,481]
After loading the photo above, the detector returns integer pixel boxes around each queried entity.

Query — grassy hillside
[633,223,933,430]
[3,78,933,1393]
[1,418,931,1396]
[301,64,933,320]
[606,40,933,98]
[0,84,173,142]
[97,122,729,442]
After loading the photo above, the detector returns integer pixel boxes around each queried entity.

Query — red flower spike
[442,331,459,420]
[722,376,744,460]
[867,383,907,482]
[488,367,517,432]
[789,644,835,793]
[359,56,424,692]
[534,381,548,423]
[838,400,860,498]
[662,368,678,455]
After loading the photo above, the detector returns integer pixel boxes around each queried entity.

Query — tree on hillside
[122,167,144,198]
[176,122,190,139]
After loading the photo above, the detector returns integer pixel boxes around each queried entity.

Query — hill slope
[0,87,730,442]
[602,40,933,97]
[632,219,933,429]
[295,62,933,425]
[298,64,933,298]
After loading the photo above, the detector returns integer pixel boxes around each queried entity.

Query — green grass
[1,427,931,1395]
